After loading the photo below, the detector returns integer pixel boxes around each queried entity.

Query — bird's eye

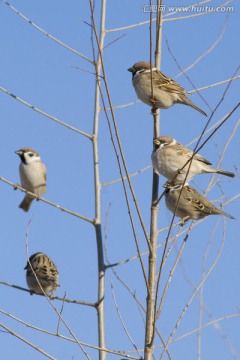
[28,153,34,157]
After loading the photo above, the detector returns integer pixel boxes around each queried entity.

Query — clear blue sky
[0,0,239,359]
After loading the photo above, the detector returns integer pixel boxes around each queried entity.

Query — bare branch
[0,86,93,139]
[0,177,94,223]
[0,323,56,360]
[0,310,140,359]
[106,19,152,33]
[0,281,96,306]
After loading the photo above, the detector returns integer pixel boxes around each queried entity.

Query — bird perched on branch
[25,252,59,296]
[128,61,207,116]
[152,136,235,182]
[164,182,234,225]
[15,148,46,212]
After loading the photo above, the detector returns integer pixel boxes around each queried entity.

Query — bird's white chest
[19,161,46,191]
[152,148,178,180]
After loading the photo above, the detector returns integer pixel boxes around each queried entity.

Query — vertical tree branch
[144,1,163,359]
[90,1,107,359]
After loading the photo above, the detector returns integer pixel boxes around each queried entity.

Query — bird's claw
[179,216,190,226]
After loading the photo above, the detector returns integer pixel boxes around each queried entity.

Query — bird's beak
[128,67,133,72]
[15,150,22,155]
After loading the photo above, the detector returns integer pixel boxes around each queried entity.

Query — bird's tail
[218,209,235,219]
[19,195,34,212]
[183,97,207,117]
[216,169,235,178]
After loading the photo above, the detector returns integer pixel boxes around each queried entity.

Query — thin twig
[89,0,150,289]
[173,313,240,345]
[153,67,240,360]
[102,165,152,187]
[90,5,151,249]
[0,177,94,223]
[132,312,240,353]
[99,88,149,287]
[0,323,56,360]
[0,86,93,139]
[154,95,240,330]
[1,0,94,64]
[104,209,172,360]
[103,205,146,314]
[102,34,127,50]
[175,17,229,79]
[164,36,211,111]
[160,220,227,359]
[0,310,140,359]
[157,230,189,318]
[57,293,66,335]
[100,99,140,110]
[189,75,240,94]
[111,278,144,359]
[104,1,230,32]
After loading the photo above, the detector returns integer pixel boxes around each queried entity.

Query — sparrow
[15,148,46,212]
[25,252,59,296]
[152,136,235,182]
[164,182,234,225]
[128,61,207,116]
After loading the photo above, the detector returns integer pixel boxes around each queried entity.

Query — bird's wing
[174,144,212,165]
[174,144,193,159]
[153,70,187,94]
[193,153,212,165]
[185,188,212,214]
